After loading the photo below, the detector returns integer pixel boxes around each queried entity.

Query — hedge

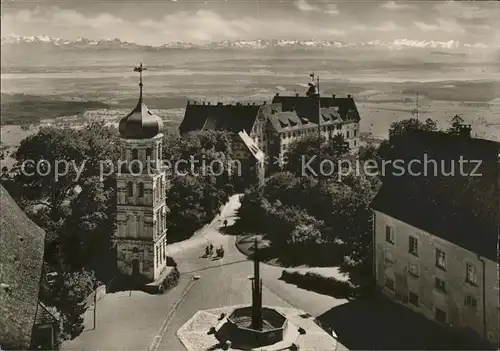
[280,270,355,298]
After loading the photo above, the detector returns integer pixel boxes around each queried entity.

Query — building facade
[373,211,499,345]
[179,84,361,176]
[371,130,500,346]
[114,69,169,283]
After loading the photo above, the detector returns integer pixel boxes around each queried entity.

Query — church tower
[115,63,168,283]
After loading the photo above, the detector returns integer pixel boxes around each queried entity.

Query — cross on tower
[134,63,147,100]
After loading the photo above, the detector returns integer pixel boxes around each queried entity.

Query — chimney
[459,124,472,137]
[347,94,352,99]
[208,102,211,105]
[275,93,280,96]
[296,93,299,97]
[252,102,256,105]
[193,101,197,105]
[202,101,205,105]
[236,102,241,106]
[332,94,336,98]
[187,101,191,105]
[263,101,267,105]
[217,102,223,106]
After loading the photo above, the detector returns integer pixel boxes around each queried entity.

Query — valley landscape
[2,36,500,157]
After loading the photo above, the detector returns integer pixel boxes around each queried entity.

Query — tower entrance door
[132,259,140,276]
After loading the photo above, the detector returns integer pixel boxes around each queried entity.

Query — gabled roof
[372,130,500,261]
[179,102,261,135]
[272,94,360,122]
[0,185,45,349]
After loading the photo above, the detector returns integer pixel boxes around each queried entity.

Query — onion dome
[119,63,163,139]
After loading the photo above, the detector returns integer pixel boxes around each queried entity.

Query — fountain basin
[216,306,288,348]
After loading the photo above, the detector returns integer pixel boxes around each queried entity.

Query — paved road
[63,195,347,351]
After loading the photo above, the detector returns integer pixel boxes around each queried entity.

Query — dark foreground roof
[0,185,45,349]
[272,93,360,123]
[179,102,261,135]
[372,130,499,261]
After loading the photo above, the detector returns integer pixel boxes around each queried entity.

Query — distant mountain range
[0,35,491,51]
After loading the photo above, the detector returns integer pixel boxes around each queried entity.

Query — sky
[1,0,499,46]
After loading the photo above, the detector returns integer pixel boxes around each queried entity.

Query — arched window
[127,182,133,197]
[138,182,144,198]
[146,148,152,160]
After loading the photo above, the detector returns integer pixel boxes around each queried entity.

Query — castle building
[179,81,360,175]
[371,129,500,347]
[114,64,169,283]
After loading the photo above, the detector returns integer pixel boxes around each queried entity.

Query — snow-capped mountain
[0,35,491,51]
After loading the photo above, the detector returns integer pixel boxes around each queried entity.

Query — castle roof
[180,102,261,135]
[119,64,163,139]
[272,93,360,123]
[371,130,500,261]
[0,184,45,349]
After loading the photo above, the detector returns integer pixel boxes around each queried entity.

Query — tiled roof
[272,94,360,123]
[0,185,45,349]
[265,107,343,132]
[372,130,500,261]
[179,102,261,135]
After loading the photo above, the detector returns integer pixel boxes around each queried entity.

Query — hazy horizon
[1,1,499,46]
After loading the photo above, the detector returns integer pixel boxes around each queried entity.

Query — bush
[162,267,180,291]
[279,270,355,298]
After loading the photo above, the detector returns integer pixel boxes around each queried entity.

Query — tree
[163,130,237,241]
[324,134,350,161]
[13,127,89,220]
[165,175,210,241]
[40,269,96,340]
[447,114,465,135]
[12,122,119,221]
[283,134,321,177]
[284,133,351,178]
[388,117,438,138]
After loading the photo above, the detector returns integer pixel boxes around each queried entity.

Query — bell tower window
[146,148,152,160]
[138,182,144,198]
[132,149,138,160]
[127,182,133,197]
